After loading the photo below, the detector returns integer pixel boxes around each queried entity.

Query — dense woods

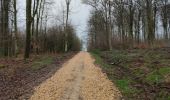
[84,0,170,50]
[0,0,81,58]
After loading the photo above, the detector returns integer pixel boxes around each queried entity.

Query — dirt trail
[30,52,121,100]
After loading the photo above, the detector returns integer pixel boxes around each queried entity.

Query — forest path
[30,52,121,100]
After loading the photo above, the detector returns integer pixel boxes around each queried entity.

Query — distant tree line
[0,0,81,58]
[84,0,170,50]
[45,24,81,53]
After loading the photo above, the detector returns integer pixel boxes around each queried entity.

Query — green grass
[91,51,102,64]
[31,56,54,70]
[159,67,170,75]
[115,78,137,95]
[91,49,170,99]
[145,72,163,84]
[145,67,170,84]
[90,50,110,69]
[91,50,139,97]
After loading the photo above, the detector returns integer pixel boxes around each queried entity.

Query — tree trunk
[65,1,70,52]
[108,0,112,50]
[14,0,19,57]
[128,0,134,47]
[24,0,32,58]
[146,0,155,45]
[4,0,10,56]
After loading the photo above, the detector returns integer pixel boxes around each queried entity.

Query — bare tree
[86,0,169,50]
[64,0,71,52]
[161,0,169,40]
[0,0,10,56]
[25,0,32,58]
[13,0,19,57]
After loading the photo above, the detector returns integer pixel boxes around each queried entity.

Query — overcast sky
[17,0,91,44]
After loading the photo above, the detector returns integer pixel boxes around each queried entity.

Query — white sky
[17,0,91,48]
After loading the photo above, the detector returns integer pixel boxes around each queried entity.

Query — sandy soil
[30,52,121,100]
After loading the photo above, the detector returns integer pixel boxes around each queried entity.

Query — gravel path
[30,52,121,100]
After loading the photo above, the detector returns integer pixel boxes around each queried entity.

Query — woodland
[0,0,170,99]
[85,0,170,99]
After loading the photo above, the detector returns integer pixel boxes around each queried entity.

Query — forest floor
[91,47,170,100]
[30,52,121,100]
[0,52,76,100]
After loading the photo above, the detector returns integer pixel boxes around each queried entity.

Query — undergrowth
[91,48,170,99]
[31,56,54,70]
